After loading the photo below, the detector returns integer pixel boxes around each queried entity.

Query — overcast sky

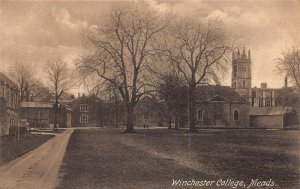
[0,0,299,92]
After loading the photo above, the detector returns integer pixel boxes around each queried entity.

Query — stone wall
[250,115,283,128]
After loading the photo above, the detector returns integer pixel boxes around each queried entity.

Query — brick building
[0,72,20,136]
[20,101,72,128]
[71,94,104,127]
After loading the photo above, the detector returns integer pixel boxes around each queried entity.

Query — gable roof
[0,72,18,89]
[194,85,249,103]
[250,106,292,116]
[208,95,228,102]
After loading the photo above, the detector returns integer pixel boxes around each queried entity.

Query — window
[80,104,88,112]
[242,80,246,88]
[234,81,237,89]
[233,65,237,78]
[265,98,272,107]
[197,109,204,121]
[80,115,88,123]
[259,98,263,107]
[233,109,239,121]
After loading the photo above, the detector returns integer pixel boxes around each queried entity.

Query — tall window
[259,98,263,107]
[265,97,272,107]
[233,65,237,78]
[242,80,246,88]
[80,104,88,112]
[197,109,204,121]
[80,115,88,123]
[234,81,237,89]
[233,109,239,121]
[241,66,247,77]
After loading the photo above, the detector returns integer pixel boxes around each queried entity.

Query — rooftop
[0,72,18,89]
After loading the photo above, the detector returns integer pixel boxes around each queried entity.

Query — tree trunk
[188,87,197,132]
[124,104,135,133]
[175,115,179,129]
[167,114,172,129]
[53,98,59,132]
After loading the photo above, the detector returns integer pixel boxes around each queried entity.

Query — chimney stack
[261,83,267,89]
[284,76,288,88]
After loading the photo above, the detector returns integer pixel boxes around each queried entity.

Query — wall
[195,102,250,128]
[20,106,70,128]
[250,115,283,128]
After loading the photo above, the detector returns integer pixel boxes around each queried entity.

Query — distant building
[0,72,20,135]
[20,101,72,128]
[71,94,103,127]
[170,85,250,128]
[232,47,299,128]
[134,96,162,127]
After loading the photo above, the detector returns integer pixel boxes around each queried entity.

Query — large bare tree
[276,46,300,90]
[165,17,231,132]
[77,2,167,133]
[44,58,74,130]
[8,61,37,102]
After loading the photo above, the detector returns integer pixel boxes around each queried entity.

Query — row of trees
[76,3,231,132]
[7,2,299,133]
[76,2,299,133]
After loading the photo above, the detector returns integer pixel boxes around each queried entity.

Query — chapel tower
[231,47,252,100]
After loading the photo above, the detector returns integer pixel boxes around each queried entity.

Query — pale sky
[0,0,299,92]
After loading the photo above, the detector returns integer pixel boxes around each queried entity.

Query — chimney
[261,83,267,89]
[284,76,288,88]
[78,93,81,98]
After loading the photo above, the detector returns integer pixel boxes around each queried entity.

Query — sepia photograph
[0,0,299,189]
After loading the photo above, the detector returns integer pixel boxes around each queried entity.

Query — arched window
[233,109,239,121]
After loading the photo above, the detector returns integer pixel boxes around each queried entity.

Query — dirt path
[0,129,73,189]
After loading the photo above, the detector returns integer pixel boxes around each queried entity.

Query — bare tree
[28,79,52,101]
[165,17,231,132]
[276,46,300,90]
[8,61,37,102]
[77,2,167,133]
[44,58,75,130]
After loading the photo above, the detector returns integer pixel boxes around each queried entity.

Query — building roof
[0,72,18,89]
[194,85,249,103]
[250,106,292,116]
[20,101,53,108]
[20,101,72,111]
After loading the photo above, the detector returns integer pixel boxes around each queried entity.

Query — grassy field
[57,128,300,189]
[0,134,54,166]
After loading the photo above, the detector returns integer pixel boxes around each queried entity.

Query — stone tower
[232,47,252,100]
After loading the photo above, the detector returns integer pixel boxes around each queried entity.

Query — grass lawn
[57,128,300,189]
[0,134,54,166]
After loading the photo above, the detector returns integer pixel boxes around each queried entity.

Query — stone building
[232,47,299,128]
[232,47,252,100]
[170,85,250,128]
[0,72,20,135]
